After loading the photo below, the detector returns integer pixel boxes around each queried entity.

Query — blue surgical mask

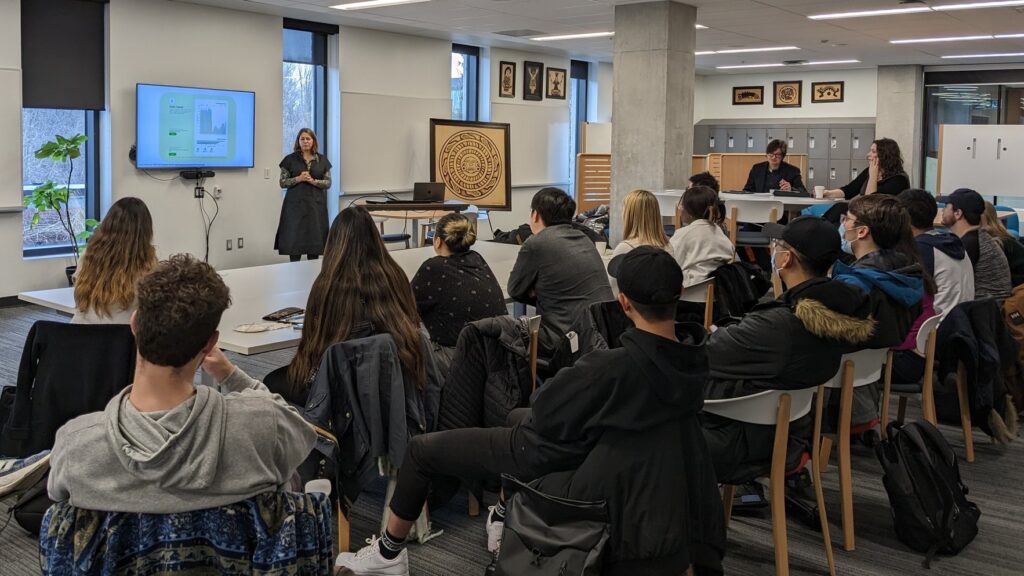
[770,251,781,275]
[839,225,855,255]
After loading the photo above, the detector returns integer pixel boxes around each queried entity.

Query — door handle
[998,138,1002,160]
[971,137,976,159]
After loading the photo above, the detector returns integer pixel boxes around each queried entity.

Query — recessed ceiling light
[696,24,709,29]
[715,46,800,54]
[934,1,1024,11]
[807,59,861,65]
[715,59,859,70]
[809,6,931,20]
[995,33,1024,38]
[891,34,995,44]
[331,0,429,9]
[531,31,614,41]
[941,52,1024,58]
[716,63,788,69]
[695,51,716,55]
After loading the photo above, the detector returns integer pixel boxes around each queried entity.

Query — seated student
[508,188,613,357]
[689,170,720,192]
[743,139,805,194]
[269,206,427,406]
[939,188,1012,299]
[335,247,725,576]
[71,197,157,324]
[669,185,735,287]
[411,212,506,374]
[610,189,669,256]
[703,217,874,484]
[48,254,316,512]
[982,201,1024,287]
[832,194,929,430]
[823,138,910,200]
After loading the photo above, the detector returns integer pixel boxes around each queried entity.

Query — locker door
[808,128,828,159]
[806,158,828,190]
[693,125,710,155]
[726,127,745,152]
[829,159,851,188]
[850,158,868,183]
[711,127,727,153]
[766,127,785,147]
[787,128,808,154]
[747,128,767,153]
[829,127,853,159]
[851,128,874,158]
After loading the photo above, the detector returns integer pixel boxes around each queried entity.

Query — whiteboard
[583,122,612,154]
[938,124,1024,197]
[491,102,571,187]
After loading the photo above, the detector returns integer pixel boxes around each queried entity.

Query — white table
[718,192,838,209]
[19,241,523,355]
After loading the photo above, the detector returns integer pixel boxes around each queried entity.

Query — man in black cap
[702,216,874,486]
[939,188,1011,298]
[336,246,725,576]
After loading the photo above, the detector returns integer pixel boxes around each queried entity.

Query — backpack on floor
[10,470,53,536]
[874,420,980,568]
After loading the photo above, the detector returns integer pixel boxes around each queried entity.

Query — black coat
[1,321,135,458]
[275,151,331,256]
[518,324,726,575]
[411,250,507,347]
[743,160,805,193]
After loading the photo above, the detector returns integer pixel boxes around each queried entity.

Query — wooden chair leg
[881,352,893,439]
[337,499,350,553]
[468,490,480,517]
[897,396,908,425]
[771,394,792,576]
[812,385,837,576]
[720,484,735,530]
[838,360,856,551]
[922,330,938,426]
[956,363,975,463]
[818,436,833,474]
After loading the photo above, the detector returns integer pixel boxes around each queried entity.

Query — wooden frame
[575,153,612,214]
[774,80,802,108]
[732,85,764,105]
[523,61,543,101]
[430,119,512,211]
[498,61,516,98]
[811,81,844,103]
[546,67,567,100]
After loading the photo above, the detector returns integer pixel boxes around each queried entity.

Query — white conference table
[19,241,523,355]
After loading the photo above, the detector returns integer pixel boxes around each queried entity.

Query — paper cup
[814,185,825,199]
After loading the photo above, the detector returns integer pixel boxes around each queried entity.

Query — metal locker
[806,158,828,189]
[725,127,745,152]
[851,127,874,158]
[850,158,868,183]
[807,128,828,159]
[829,159,851,188]
[787,128,808,154]
[711,127,727,153]
[747,128,767,153]
[829,127,853,160]
[693,125,710,155]
[766,127,785,147]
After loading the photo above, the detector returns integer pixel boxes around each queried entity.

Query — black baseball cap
[938,188,985,216]
[607,246,683,305]
[763,216,842,269]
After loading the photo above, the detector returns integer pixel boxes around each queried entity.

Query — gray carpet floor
[2,303,1024,575]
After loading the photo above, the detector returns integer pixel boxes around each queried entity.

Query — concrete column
[876,65,924,187]
[610,1,696,245]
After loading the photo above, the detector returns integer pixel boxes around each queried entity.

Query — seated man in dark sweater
[336,247,725,576]
[703,217,874,484]
[743,139,805,194]
[508,187,613,357]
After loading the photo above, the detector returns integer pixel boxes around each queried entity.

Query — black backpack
[875,421,980,568]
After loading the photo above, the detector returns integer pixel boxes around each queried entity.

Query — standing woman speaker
[276,128,332,261]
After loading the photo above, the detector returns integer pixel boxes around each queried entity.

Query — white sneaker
[486,505,504,554]
[0,450,50,498]
[334,536,409,576]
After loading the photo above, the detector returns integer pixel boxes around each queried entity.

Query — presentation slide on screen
[136,84,255,169]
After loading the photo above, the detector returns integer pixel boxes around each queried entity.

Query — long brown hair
[981,201,1015,244]
[679,185,724,225]
[74,197,157,317]
[292,128,319,156]
[622,189,668,248]
[287,206,425,395]
[873,138,906,180]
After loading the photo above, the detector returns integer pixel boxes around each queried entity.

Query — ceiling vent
[495,29,547,38]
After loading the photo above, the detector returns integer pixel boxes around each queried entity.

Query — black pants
[891,349,926,384]
[289,254,319,262]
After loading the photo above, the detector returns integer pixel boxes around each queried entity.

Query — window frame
[452,43,480,122]
[22,108,101,258]
[283,24,330,155]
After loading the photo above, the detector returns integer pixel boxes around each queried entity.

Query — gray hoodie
[48,369,317,513]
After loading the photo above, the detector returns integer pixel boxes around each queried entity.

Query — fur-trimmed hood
[783,277,875,346]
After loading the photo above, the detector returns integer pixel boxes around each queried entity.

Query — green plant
[23,133,89,263]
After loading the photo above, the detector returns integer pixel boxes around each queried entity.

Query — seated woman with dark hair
[412,213,507,374]
[265,206,427,406]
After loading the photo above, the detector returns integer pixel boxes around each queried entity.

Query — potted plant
[23,133,97,285]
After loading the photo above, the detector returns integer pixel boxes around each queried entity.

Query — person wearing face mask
[276,128,332,262]
[743,139,806,194]
[702,216,873,486]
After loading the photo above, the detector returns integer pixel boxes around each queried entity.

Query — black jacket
[743,160,805,193]
[411,250,507,347]
[702,279,874,483]
[997,235,1024,287]
[518,324,726,575]
[1,321,136,458]
[840,171,910,200]
[833,249,924,349]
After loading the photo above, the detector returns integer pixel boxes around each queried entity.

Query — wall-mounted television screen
[135,83,255,169]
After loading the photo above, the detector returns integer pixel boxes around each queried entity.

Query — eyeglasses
[840,214,868,231]
[767,152,784,159]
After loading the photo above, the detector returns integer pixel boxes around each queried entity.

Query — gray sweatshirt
[48,368,317,513]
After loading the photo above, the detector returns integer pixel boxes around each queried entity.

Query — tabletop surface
[20,241,523,355]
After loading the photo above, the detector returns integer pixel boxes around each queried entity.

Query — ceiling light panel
[331,0,429,9]
[890,35,995,44]
[942,52,1024,58]
[531,31,614,41]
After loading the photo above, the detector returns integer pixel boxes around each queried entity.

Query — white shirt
[669,220,735,287]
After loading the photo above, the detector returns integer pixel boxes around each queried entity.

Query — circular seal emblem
[778,86,797,104]
[438,130,502,200]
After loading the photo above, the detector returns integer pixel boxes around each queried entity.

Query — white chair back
[826,348,888,389]
[681,277,714,303]
[724,199,785,225]
[704,388,815,426]
[915,315,941,354]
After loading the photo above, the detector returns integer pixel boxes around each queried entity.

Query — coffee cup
[814,185,825,199]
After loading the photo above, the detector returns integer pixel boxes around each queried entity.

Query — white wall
[594,62,614,123]
[694,68,878,122]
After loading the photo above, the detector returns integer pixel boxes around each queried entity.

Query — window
[22,108,99,256]
[569,61,590,198]
[283,26,328,155]
[451,44,480,121]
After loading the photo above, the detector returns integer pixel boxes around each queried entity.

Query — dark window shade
[21,0,106,110]
[284,18,339,36]
[571,60,589,80]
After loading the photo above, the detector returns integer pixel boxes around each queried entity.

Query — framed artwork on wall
[430,119,512,211]
[546,68,567,99]
[773,80,802,108]
[523,61,543,101]
[498,61,516,98]
[811,81,844,103]
[732,86,764,105]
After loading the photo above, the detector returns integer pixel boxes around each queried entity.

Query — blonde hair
[621,189,668,248]
[982,201,1014,243]
[74,197,158,317]
[435,212,476,254]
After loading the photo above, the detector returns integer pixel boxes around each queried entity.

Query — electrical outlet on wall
[213,186,222,199]
[237,237,244,249]
[264,168,270,179]
[226,239,233,251]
